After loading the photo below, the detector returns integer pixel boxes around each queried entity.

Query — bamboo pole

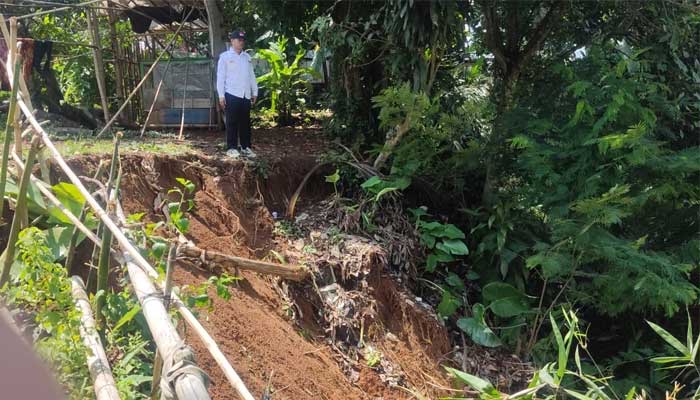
[114,203,256,400]
[0,15,34,116]
[2,32,249,398]
[71,276,121,400]
[105,2,126,122]
[0,135,40,286]
[95,180,118,330]
[66,161,106,275]
[126,257,210,400]
[0,61,21,219]
[8,18,21,170]
[10,151,101,247]
[179,245,309,281]
[178,59,190,140]
[89,134,120,291]
[151,243,177,400]
[95,8,194,138]
[86,8,111,122]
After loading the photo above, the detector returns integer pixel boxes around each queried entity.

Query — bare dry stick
[178,60,190,140]
[140,57,174,137]
[0,136,40,286]
[96,8,194,138]
[179,245,309,281]
[71,276,121,400]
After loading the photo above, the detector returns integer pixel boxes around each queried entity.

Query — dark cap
[229,30,246,40]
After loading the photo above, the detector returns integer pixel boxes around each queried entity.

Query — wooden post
[86,8,111,122]
[71,276,121,400]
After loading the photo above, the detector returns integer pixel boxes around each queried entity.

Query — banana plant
[256,36,319,126]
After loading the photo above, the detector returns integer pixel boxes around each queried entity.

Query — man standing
[216,30,258,158]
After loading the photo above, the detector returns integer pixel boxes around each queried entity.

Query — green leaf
[420,233,436,248]
[445,367,500,396]
[426,254,438,272]
[436,239,469,256]
[489,297,530,318]
[457,317,502,347]
[325,169,340,184]
[445,272,464,289]
[44,227,82,261]
[437,290,461,317]
[112,305,142,333]
[438,224,466,240]
[550,314,567,381]
[647,321,689,356]
[361,176,382,189]
[482,282,526,304]
[374,186,400,202]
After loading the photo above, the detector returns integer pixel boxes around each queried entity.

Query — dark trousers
[224,93,252,150]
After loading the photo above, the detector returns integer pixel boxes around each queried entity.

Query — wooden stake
[86,8,111,122]
[71,276,121,400]
[0,61,21,219]
[0,135,40,286]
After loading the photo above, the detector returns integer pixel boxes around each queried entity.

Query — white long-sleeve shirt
[216,49,258,100]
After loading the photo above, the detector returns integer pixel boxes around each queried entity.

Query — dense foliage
[1,0,698,397]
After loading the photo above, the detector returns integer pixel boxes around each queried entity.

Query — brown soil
[59,152,454,400]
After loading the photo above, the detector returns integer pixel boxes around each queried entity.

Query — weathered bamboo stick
[179,245,309,281]
[71,276,121,400]
[0,136,40,286]
[14,97,155,281]
[114,203,255,400]
[126,257,210,399]
[0,61,21,219]
[3,32,249,399]
[140,56,174,137]
[10,151,101,246]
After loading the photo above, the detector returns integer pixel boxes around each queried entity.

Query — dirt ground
[57,123,456,400]
[46,126,530,400]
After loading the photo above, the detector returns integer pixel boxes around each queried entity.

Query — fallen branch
[71,276,120,400]
[179,244,309,281]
